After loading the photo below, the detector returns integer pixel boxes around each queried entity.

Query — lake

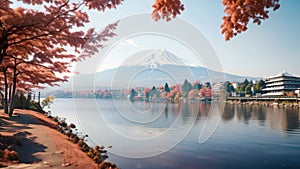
[48,98,300,169]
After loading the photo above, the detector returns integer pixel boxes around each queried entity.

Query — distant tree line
[225,79,266,97]
[43,79,269,101]
[130,79,212,103]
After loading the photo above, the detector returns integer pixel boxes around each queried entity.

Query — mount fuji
[122,49,196,68]
[47,49,261,91]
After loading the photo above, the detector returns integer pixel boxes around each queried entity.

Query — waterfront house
[262,71,300,96]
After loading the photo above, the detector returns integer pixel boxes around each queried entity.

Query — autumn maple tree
[0,0,121,116]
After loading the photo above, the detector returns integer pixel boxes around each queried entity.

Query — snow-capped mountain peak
[122,49,194,68]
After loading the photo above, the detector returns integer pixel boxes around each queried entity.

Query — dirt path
[0,109,98,169]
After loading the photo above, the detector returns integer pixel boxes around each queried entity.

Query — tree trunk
[3,68,9,114]
[38,92,41,104]
[8,83,12,103]
[8,81,17,116]
[0,28,8,65]
[8,59,18,117]
[0,54,3,64]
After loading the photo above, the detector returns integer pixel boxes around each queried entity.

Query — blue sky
[82,0,300,78]
[13,0,299,78]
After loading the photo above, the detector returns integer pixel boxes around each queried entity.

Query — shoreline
[226,100,300,109]
[0,109,117,169]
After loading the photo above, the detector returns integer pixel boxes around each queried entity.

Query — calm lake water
[49,98,300,169]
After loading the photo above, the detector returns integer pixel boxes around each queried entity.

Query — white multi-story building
[262,71,300,96]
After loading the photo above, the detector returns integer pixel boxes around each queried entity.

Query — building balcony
[262,92,285,96]
[266,82,284,87]
[263,86,285,91]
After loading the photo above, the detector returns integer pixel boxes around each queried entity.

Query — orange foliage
[152,0,185,21]
[143,88,151,96]
[0,0,121,89]
[0,0,121,64]
[188,89,199,100]
[199,88,206,98]
[221,0,280,40]
[199,87,212,98]
[152,0,280,40]
[205,88,212,97]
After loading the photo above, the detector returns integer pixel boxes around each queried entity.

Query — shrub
[1,149,18,161]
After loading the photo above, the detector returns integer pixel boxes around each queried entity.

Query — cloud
[120,39,140,48]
